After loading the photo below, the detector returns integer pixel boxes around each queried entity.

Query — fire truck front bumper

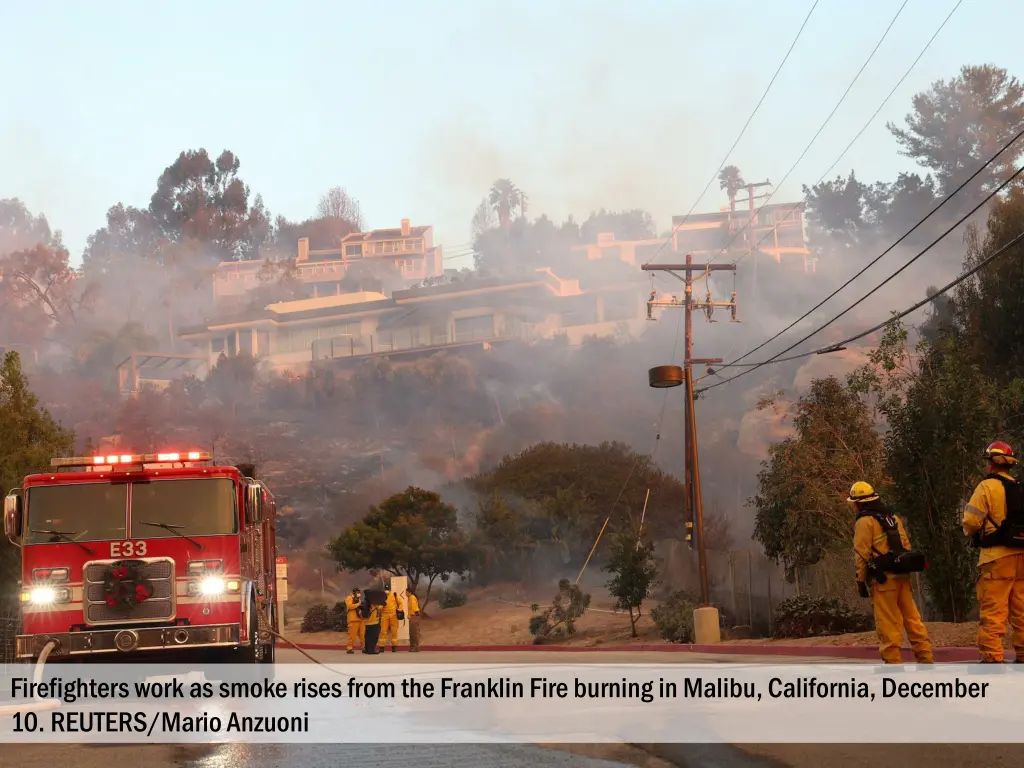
[16,624,241,660]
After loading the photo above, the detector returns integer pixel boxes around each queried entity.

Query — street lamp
[648,364,721,644]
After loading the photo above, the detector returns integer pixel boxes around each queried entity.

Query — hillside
[283,583,995,651]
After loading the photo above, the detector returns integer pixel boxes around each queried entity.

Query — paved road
[0,648,865,768]
[277,647,868,665]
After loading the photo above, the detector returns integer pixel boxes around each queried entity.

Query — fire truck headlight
[22,586,71,605]
[199,577,226,596]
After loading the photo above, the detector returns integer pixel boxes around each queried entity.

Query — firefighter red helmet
[984,441,1018,466]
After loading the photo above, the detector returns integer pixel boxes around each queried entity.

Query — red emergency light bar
[50,451,212,468]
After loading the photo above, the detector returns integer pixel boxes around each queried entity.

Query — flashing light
[32,567,69,582]
[20,586,71,605]
[51,451,213,469]
[187,559,224,576]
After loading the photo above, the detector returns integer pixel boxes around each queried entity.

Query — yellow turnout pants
[976,552,1024,662]
[380,613,399,647]
[347,619,364,650]
[871,576,933,664]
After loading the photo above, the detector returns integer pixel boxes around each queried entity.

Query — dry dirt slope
[284,584,993,649]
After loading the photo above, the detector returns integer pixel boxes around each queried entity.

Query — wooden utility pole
[643,255,737,605]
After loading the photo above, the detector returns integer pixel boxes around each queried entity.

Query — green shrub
[772,594,872,639]
[651,590,698,643]
[329,601,348,631]
[529,579,591,642]
[301,604,331,633]
[438,589,468,609]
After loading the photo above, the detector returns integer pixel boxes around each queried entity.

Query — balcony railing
[309,326,534,361]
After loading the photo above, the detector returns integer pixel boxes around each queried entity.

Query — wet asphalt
[1,647,829,768]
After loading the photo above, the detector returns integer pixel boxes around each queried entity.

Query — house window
[256,331,271,356]
[454,315,494,342]
[345,244,363,257]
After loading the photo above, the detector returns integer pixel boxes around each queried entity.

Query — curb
[276,640,999,661]
[0,699,61,717]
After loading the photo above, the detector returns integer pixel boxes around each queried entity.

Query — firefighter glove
[857,581,869,599]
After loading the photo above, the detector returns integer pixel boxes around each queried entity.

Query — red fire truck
[3,450,279,665]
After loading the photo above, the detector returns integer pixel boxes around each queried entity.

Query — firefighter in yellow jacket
[380,585,401,652]
[404,590,422,652]
[344,587,364,654]
[963,441,1024,663]
[850,481,933,664]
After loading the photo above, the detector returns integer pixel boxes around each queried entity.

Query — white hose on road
[0,640,62,716]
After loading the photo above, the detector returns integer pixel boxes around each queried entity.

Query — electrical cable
[716,124,1024,370]
[700,231,1024,376]
[708,0,913,266]
[722,0,964,270]
[700,163,1024,391]
[641,0,820,268]
[696,213,1024,394]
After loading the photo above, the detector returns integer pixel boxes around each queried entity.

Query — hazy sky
[1,0,1020,270]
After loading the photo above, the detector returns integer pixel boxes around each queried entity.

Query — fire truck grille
[83,559,176,625]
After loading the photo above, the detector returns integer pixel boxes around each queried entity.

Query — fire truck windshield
[25,483,128,544]
[129,477,237,538]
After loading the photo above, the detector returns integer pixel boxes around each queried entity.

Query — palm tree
[488,179,527,229]
[718,166,745,212]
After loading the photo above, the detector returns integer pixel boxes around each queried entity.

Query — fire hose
[0,639,60,716]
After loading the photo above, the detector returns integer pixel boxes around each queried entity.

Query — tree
[326,487,475,609]
[579,209,656,243]
[0,351,75,605]
[206,352,259,419]
[148,148,272,261]
[752,377,887,575]
[488,179,527,229]
[316,186,364,232]
[603,530,659,637]
[466,441,689,557]
[0,198,59,256]
[718,166,745,211]
[848,321,1013,621]
[887,64,1024,197]
[528,578,591,640]
[0,239,88,359]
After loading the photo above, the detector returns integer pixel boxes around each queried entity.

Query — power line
[697,229,1024,386]
[717,124,1024,370]
[709,0,914,266]
[641,0,820,268]
[723,0,964,270]
[697,164,1024,393]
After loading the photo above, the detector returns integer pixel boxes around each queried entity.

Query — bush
[651,590,698,643]
[529,579,591,642]
[438,589,468,609]
[772,594,872,639]
[301,604,331,633]
[329,601,348,631]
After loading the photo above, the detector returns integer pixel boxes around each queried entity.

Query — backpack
[973,474,1024,549]
[358,599,371,619]
[394,594,405,621]
[867,510,927,576]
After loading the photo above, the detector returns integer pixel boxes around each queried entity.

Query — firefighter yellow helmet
[847,481,879,503]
